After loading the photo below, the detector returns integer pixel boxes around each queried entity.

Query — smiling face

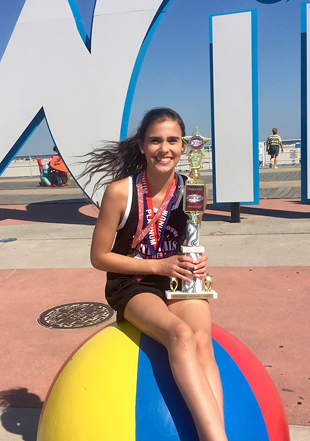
[138,119,185,178]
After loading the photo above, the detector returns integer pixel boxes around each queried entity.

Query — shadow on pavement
[0,388,43,441]
[0,201,97,225]
[204,202,310,222]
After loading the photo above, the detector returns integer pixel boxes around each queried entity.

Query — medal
[131,171,177,255]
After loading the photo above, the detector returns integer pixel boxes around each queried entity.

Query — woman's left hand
[192,253,208,278]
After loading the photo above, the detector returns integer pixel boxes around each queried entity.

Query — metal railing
[259,141,301,166]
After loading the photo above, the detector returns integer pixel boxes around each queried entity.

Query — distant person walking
[266,128,283,169]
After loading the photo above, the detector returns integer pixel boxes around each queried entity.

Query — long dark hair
[80,108,186,193]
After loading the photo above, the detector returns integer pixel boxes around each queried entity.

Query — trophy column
[165,129,218,300]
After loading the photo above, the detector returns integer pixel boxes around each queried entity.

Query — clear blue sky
[0,0,303,156]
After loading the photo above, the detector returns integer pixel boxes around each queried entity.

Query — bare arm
[90,179,207,281]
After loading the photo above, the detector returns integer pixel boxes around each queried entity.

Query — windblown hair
[80,108,186,194]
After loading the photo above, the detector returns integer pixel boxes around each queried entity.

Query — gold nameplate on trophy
[166,291,218,299]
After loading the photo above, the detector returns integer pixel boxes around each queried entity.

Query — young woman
[83,108,227,441]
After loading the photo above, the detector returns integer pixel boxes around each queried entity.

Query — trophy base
[165,290,218,300]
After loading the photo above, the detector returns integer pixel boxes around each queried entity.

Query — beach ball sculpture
[37,322,289,441]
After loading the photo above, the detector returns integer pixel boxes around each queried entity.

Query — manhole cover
[37,302,115,329]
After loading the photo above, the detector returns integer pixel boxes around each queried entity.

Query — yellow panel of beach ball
[37,322,141,441]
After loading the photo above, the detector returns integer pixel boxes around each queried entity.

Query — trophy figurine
[165,128,218,300]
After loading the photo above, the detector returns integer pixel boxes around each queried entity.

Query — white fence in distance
[0,141,301,178]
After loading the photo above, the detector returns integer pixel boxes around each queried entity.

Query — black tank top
[107,173,188,281]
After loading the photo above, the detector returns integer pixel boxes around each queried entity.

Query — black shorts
[105,275,171,321]
[268,145,280,156]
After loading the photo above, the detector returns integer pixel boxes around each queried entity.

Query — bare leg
[274,155,278,168]
[270,155,274,167]
[64,172,71,185]
[124,293,228,441]
[168,299,224,422]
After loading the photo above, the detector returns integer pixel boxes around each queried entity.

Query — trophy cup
[165,128,218,300]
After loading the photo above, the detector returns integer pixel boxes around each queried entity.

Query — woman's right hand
[156,254,208,282]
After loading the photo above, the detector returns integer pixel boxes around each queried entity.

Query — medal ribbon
[131,171,177,252]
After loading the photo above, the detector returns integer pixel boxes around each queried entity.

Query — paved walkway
[0,165,309,440]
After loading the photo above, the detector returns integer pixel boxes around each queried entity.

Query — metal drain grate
[37,302,115,329]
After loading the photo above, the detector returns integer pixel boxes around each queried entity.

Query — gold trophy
[165,128,218,300]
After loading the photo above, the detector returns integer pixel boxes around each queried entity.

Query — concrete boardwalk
[0,166,309,440]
